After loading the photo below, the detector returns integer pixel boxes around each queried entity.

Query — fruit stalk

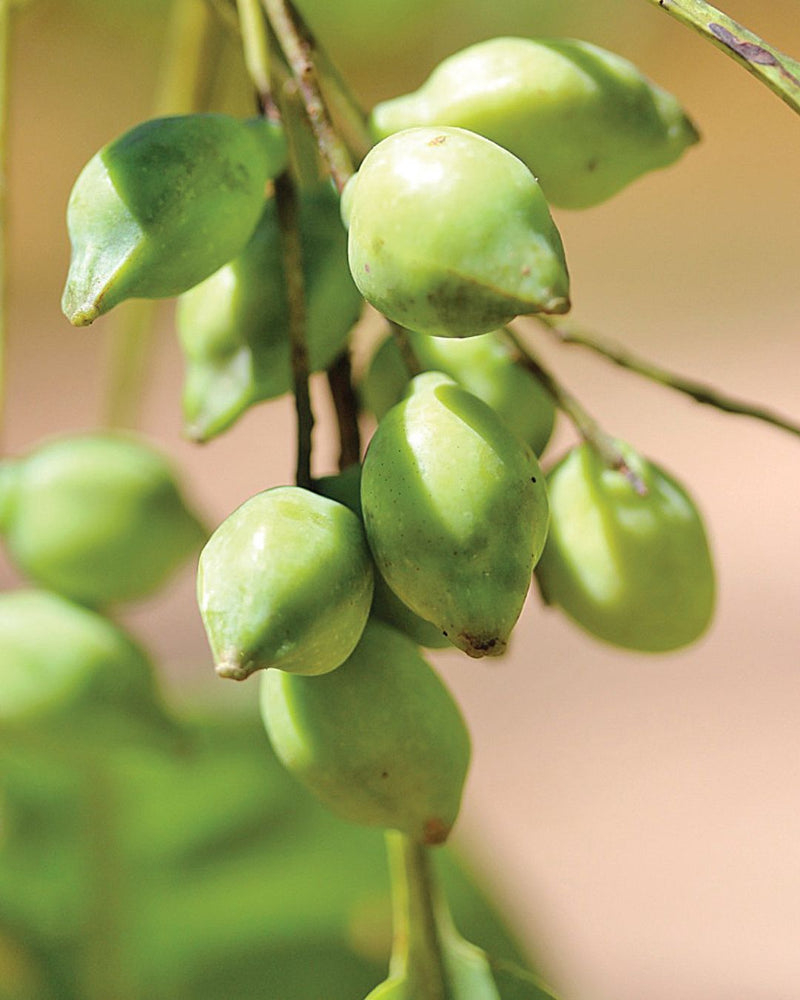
[274,170,314,489]
[535,315,800,439]
[502,326,648,495]
[261,0,354,192]
[644,0,800,116]
[385,831,449,1000]
[105,0,221,431]
[326,350,361,470]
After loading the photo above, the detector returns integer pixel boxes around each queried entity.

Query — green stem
[104,300,158,430]
[0,0,12,448]
[274,170,314,490]
[236,0,279,116]
[503,327,648,496]
[106,0,220,430]
[644,0,800,116]
[313,43,374,162]
[536,316,800,440]
[385,831,449,1000]
[261,0,354,192]
[154,0,222,116]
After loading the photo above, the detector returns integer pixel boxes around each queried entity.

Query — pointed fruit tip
[215,659,252,682]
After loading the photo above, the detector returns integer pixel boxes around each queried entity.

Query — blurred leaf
[0,703,535,999]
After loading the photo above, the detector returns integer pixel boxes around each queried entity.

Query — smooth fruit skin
[370,37,699,210]
[315,465,451,649]
[535,443,715,652]
[0,433,206,607]
[176,183,363,442]
[260,619,471,844]
[197,486,374,680]
[362,329,556,456]
[0,589,161,727]
[62,114,287,325]
[361,372,549,657]
[344,126,569,338]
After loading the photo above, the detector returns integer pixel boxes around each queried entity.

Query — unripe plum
[260,619,470,844]
[62,114,287,325]
[361,372,549,657]
[370,37,699,209]
[343,126,569,338]
[362,329,556,456]
[197,486,374,680]
[0,433,206,607]
[535,443,715,651]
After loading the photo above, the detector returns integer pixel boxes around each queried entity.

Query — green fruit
[260,619,471,843]
[62,113,287,325]
[0,433,206,607]
[362,329,556,456]
[343,126,569,338]
[370,37,699,210]
[176,183,363,442]
[361,372,549,657]
[197,486,374,680]
[535,442,715,652]
[315,465,451,649]
[0,589,164,729]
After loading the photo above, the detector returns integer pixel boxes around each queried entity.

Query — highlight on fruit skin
[176,182,363,443]
[260,619,471,844]
[197,486,374,680]
[0,432,206,607]
[343,126,570,338]
[360,372,550,658]
[535,441,715,652]
[370,37,699,210]
[62,113,287,326]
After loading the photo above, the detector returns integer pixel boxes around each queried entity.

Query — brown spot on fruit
[423,817,450,845]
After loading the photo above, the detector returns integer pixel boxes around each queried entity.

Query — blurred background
[1,1,800,998]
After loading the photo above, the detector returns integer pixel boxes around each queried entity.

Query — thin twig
[389,321,423,377]
[261,0,354,192]
[644,0,800,116]
[274,171,314,489]
[531,315,800,440]
[502,327,648,495]
[235,0,279,118]
[326,350,361,470]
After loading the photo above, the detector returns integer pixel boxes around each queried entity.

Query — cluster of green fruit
[48,24,718,950]
[0,434,204,739]
[52,33,718,854]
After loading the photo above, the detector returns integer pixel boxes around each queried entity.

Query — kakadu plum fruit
[342,126,569,337]
[361,372,550,657]
[0,433,206,607]
[197,487,374,680]
[260,619,471,844]
[0,589,167,733]
[176,183,363,442]
[362,329,556,456]
[370,37,699,209]
[536,442,715,652]
[315,464,451,649]
[62,113,287,325]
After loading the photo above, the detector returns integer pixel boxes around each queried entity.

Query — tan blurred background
[2,1,800,998]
